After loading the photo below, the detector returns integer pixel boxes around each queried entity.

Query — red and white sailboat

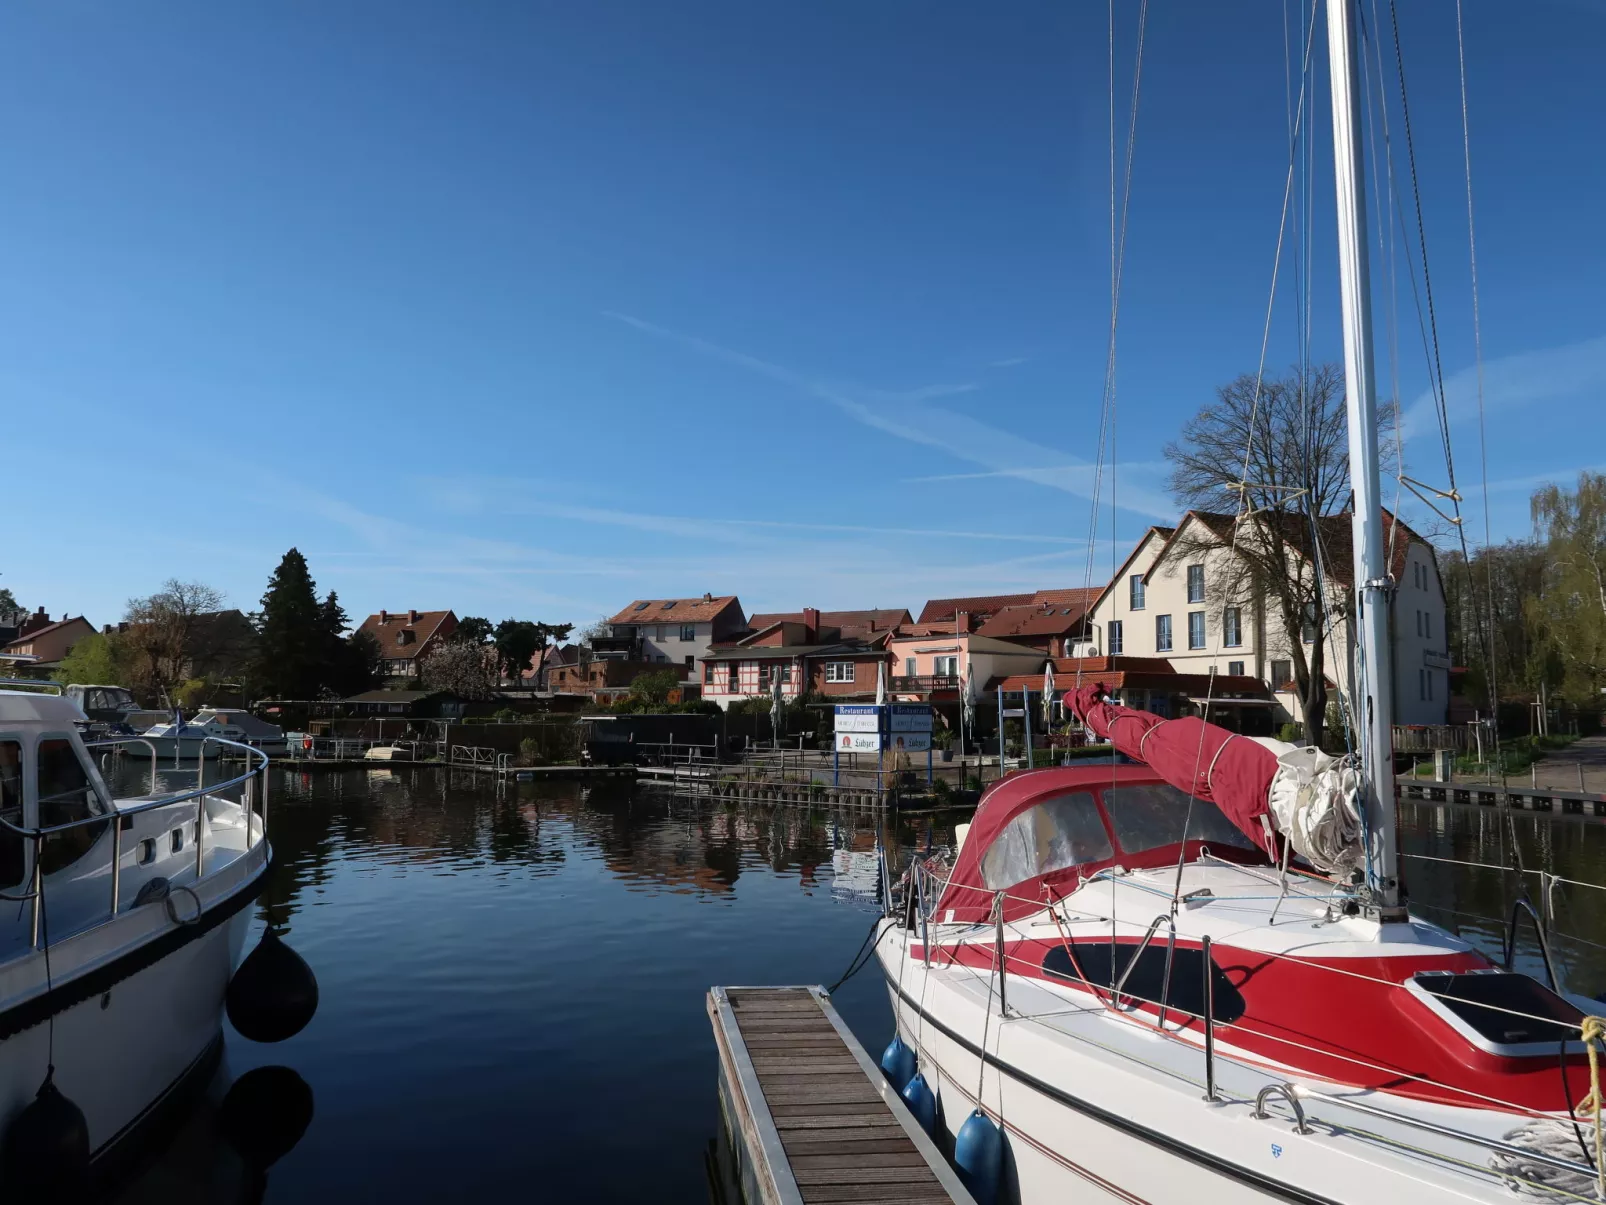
[873,3,1605,1201]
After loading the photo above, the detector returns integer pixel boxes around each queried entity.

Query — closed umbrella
[875,661,887,706]
[961,661,976,732]
[770,671,784,749]
[1042,661,1056,726]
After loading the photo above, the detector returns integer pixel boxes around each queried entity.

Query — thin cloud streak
[605,311,1177,520]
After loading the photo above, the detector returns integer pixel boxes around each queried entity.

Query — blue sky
[4,2,1604,633]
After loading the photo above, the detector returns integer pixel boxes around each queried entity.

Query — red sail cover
[1066,684,1280,857]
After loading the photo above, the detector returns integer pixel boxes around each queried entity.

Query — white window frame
[1108,620,1123,655]
[1155,614,1172,652]
[1222,607,1241,648]
[1186,564,1205,604]
[1129,575,1146,611]
[1187,611,1206,650]
[824,662,855,684]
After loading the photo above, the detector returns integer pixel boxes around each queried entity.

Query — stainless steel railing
[6,736,270,950]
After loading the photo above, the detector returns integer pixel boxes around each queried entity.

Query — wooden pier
[707,985,974,1205]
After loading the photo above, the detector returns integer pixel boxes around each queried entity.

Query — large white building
[1085,510,1448,730]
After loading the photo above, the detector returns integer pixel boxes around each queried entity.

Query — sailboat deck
[707,986,975,1205]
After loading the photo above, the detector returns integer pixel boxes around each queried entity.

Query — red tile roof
[357,610,457,664]
[917,587,1106,626]
[747,608,910,637]
[976,602,1093,640]
[607,595,742,625]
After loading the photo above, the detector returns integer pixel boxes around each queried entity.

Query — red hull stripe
[914,936,1588,1114]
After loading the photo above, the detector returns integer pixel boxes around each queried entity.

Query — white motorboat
[0,682,317,1195]
[872,3,1606,1201]
[132,710,287,761]
[189,709,288,757]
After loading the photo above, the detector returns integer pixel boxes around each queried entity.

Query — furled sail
[1065,685,1363,873]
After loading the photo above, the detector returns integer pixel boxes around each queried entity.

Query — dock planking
[707,985,974,1205]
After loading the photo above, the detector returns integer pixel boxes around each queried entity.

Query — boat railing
[895,857,1606,1194]
[94,736,160,794]
[0,679,64,695]
[5,736,270,951]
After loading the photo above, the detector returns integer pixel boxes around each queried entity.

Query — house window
[655,655,667,663]
[1187,611,1206,650]
[1129,575,1146,611]
[1424,612,1432,640]
[1187,564,1205,603]
[1415,610,1422,638]
[680,625,696,642]
[1109,620,1123,655]
[684,655,694,672]
[705,663,716,685]
[1155,614,1173,652]
[1301,601,1318,644]
[1428,669,1434,700]
[729,665,741,691]
[904,657,915,676]
[934,655,957,677]
[1222,607,1241,648]
[1419,668,1426,701]
[1227,660,1245,677]
[824,662,856,683]
[1271,659,1292,689]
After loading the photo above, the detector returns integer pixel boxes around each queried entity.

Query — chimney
[409,609,419,624]
[379,610,389,624]
[803,607,820,641]
[956,609,972,635]
[703,592,713,602]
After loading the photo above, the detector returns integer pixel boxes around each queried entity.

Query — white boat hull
[880,918,1561,1205]
[0,904,254,1159]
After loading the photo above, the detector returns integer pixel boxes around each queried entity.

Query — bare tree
[1164,365,1395,749]
[122,580,225,705]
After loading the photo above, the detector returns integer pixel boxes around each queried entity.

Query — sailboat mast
[1324,0,1402,914]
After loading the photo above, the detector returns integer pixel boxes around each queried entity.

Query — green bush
[1277,722,1305,744]
[518,737,547,767]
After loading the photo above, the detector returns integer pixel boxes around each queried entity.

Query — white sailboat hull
[880,917,1564,1205]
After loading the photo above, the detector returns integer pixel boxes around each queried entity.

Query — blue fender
[900,1072,937,1134]
[954,1108,1003,1205]
[879,1035,916,1092]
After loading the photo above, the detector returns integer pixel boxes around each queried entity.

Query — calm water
[108,768,1606,1203]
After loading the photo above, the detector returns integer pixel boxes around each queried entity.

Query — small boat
[0,681,317,1191]
[131,718,223,761]
[189,708,288,757]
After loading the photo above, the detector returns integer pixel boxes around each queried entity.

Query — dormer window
[396,629,414,646]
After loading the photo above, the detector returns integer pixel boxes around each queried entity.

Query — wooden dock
[707,985,974,1205]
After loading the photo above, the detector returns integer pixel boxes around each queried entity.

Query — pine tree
[254,550,325,699]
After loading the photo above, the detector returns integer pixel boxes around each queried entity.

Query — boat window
[979,792,1112,891]
[0,742,22,890]
[1042,940,1246,1023]
[1412,971,1582,1054]
[1101,783,1259,857]
[37,738,109,876]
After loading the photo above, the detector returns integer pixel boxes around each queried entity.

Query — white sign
[1423,649,1451,669]
[885,732,931,753]
[837,732,882,752]
[834,712,881,733]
